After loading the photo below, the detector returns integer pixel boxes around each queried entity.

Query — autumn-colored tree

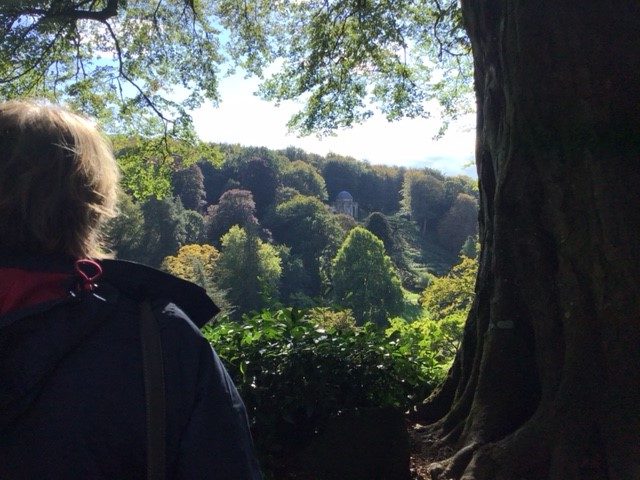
[162,243,230,315]
[162,243,218,284]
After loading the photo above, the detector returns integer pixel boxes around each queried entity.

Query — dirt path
[409,422,453,480]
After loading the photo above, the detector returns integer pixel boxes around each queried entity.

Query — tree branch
[102,19,172,143]
[1,0,119,22]
[0,26,67,84]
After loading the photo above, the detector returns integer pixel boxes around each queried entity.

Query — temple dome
[336,191,353,201]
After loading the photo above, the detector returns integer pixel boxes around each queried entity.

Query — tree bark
[417,2,640,478]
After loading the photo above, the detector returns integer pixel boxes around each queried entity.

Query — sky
[191,72,477,177]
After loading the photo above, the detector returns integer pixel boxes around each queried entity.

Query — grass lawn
[400,289,427,322]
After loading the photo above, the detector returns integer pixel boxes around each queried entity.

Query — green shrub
[386,311,466,378]
[203,308,439,468]
[303,307,357,331]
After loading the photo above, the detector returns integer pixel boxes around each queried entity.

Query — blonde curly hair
[0,100,119,259]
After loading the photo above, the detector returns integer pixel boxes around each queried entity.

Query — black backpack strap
[140,300,166,480]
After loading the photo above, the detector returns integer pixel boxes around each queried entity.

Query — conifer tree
[332,227,403,326]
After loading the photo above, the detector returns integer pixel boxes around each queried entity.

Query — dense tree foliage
[420,255,477,321]
[103,141,479,306]
[436,193,478,253]
[387,311,466,378]
[364,212,395,254]
[220,148,287,217]
[162,242,217,291]
[172,164,206,211]
[111,136,221,200]
[236,156,282,218]
[332,227,403,326]
[333,213,358,235]
[216,226,282,315]
[139,196,187,267]
[112,137,173,200]
[161,243,230,315]
[322,155,404,214]
[198,160,229,205]
[272,245,313,308]
[401,171,448,234]
[0,0,222,139]
[205,189,259,244]
[273,186,302,205]
[1,0,470,143]
[370,165,406,214]
[7,1,636,478]
[103,192,145,260]
[183,210,207,245]
[267,195,342,296]
[459,235,479,260]
[443,175,477,208]
[281,161,328,201]
[321,156,364,204]
[162,243,218,286]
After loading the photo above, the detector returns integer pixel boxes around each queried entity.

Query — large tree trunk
[416,2,640,478]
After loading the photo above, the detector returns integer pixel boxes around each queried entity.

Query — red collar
[0,268,72,316]
[0,259,103,317]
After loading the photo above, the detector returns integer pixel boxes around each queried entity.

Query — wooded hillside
[105,140,479,319]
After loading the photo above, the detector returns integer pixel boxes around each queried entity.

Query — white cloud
[192,73,476,177]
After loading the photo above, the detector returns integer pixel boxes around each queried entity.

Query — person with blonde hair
[0,100,261,479]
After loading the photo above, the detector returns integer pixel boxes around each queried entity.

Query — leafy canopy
[139,195,188,267]
[1,0,471,138]
[1,0,220,136]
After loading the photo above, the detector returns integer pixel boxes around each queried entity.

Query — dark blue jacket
[0,255,262,479]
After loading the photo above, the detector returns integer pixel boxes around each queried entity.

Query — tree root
[426,413,551,480]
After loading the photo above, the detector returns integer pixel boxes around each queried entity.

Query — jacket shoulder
[100,259,219,328]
